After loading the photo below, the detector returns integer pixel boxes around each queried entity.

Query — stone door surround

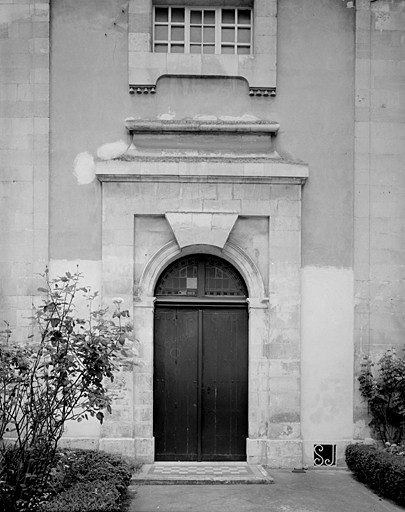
[95,118,308,467]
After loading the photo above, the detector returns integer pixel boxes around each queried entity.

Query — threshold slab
[131,462,274,485]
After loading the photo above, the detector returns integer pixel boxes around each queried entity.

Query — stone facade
[0,0,49,340]
[1,0,404,468]
[353,0,405,440]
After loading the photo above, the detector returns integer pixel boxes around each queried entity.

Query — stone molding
[95,118,309,185]
[96,159,308,184]
[136,239,267,302]
[125,118,280,134]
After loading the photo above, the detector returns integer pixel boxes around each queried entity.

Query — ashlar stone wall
[0,0,49,339]
[354,0,405,439]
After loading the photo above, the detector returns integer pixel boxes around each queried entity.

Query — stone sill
[128,52,276,94]
[95,159,308,185]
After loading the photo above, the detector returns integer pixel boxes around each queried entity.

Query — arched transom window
[155,255,248,298]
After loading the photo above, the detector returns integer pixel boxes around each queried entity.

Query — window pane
[190,26,202,43]
[204,10,215,24]
[203,45,215,54]
[237,45,250,54]
[155,43,168,53]
[205,258,247,296]
[222,9,235,24]
[171,44,184,53]
[238,9,251,25]
[155,7,168,23]
[237,28,251,43]
[203,26,215,43]
[171,26,184,41]
[221,27,235,43]
[221,45,234,54]
[190,10,202,24]
[190,44,201,53]
[155,25,168,41]
[155,257,198,296]
[171,8,184,23]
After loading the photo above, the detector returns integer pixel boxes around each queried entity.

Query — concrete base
[99,438,136,459]
[135,436,155,463]
[247,439,303,468]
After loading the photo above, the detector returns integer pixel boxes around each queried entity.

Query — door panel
[154,306,248,461]
[201,309,248,461]
[154,308,199,461]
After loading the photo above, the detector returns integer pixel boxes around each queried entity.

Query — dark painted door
[154,307,248,461]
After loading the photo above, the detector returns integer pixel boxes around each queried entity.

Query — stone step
[131,462,274,485]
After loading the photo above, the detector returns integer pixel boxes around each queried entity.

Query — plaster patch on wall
[219,114,261,122]
[301,265,354,443]
[74,152,96,185]
[159,110,176,120]
[97,141,128,161]
[193,115,218,121]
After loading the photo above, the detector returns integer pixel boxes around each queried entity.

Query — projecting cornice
[95,118,308,185]
[125,119,280,134]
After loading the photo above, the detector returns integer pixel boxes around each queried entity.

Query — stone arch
[137,240,266,302]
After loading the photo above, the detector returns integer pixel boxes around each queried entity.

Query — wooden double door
[153,306,248,461]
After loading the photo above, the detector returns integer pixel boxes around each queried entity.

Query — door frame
[133,242,268,463]
[153,302,249,461]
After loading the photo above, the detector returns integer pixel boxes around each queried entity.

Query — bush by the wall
[42,480,122,512]
[40,449,134,512]
[0,270,134,511]
[345,443,405,504]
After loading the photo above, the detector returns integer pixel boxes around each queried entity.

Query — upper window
[153,6,252,55]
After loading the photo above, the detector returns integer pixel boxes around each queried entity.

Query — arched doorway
[153,254,249,461]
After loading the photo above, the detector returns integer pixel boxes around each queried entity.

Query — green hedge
[345,443,405,504]
[41,449,134,512]
[42,480,122,512]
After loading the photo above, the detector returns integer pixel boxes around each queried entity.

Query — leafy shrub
[42,449,134,512]
[42,480,122,512]
[383,442,405,457]
[50,449,133,494]
[345,443,405,504]
[358,348,405,445]
[0,269,134,511]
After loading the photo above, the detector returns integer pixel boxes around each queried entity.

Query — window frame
[153,5,253,55]
[155,255,248,300]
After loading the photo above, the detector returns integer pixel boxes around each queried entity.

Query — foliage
[358,349,405,445]
[0,269,133,511]
[41,480,121,512]
[40,449,134,512]
[48,449,134,494]
[383,441,405,457]
[345,443,405,504]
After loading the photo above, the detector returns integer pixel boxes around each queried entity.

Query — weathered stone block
[99,438,136,459]
[135,437,154,463]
